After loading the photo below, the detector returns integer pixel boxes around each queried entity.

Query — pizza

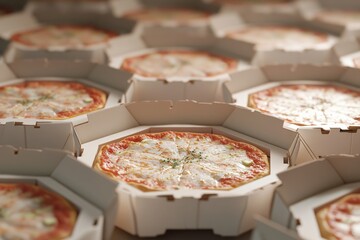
[0,183,77,240]
[248,84,360,126]
[122,8,210,24]
[121,49,238,78]
[94,131,269,191]
[315,192,360,240]
[315,10,360,26]
[0,80,107,120]
[11,25,117,49]
[226,26,329,50]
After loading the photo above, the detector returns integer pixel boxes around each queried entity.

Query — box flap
[52,155,118,215]
[340,67,360,88]
[224,106,297,151]
[251,216,300,240]
[8,60,95,78]
[142,26,216,48]
[334,36,360,57]
[88,64,132,92]
[0,12,38,37]
[111,0,142,16]
[276,159,343,205]
[327,155,360,183]
[107,33,147,59]
[127,80,223,103]
[261,64,345,82]
[0,147,65,175]
[227,68,267,95]
[74,104,139,143]
[0,122,78,154]
[5,47,107,64]
[125,101,234,125]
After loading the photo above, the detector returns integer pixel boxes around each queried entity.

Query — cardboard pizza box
[0,121,81,156]
[110,0,220,37]
[107,26,250,102]
[0,10,135,63]
[269,155,360,240]
[0,146,118,240]
[224,64,360,164]
[335,34,360,68]
[210,12,340,65]
[0,60,131,126]
[298,0,360,34]
[74,101,300,237]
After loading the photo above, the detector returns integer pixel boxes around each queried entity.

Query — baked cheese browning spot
[315,10,360,26]
[11,25,118,49]
[122,8,210,24]
[121,50,238,78]
[316,193,360,240]
[0,81,107,120]
[248,84,360,126]
[226,26,328,50]
[94,131,269,191]
[0,183,77,240]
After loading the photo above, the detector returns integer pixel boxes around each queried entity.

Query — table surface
[112,228,252,240]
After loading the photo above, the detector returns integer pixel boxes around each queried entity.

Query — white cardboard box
[0,60,132,126]
[225,65,360,164]
[74,101,300,237]
[268,155,360,240]
[110,0,220,37]
[107,26,250,102]
[0,121,81,156]
[0,146,118,240]
[0,10,135,63]
[210,12,340,65]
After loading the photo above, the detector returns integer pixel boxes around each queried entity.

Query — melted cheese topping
[96,131,269,191]
[316,10,360,26]
[317,193,360,240]
[0,183,76,240]
[123,8,209,23]
[0,81,106,120]
[227,26,328,50]
[11,25,116,49]
[249,84,360,126]
[121,50,237,78]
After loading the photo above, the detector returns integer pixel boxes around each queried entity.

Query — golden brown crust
[93,131,270,192]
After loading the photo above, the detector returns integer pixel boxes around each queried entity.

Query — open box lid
[74,101,298,158]
[0,59,131,125]
[210,12,341,64]
[0,122,81,156]
[0,146,118,239]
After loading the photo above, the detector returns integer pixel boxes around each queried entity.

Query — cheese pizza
[226,26,329,50]
[121,49,238,78]
[122,8,210,24]
[0,183,77,240]
[316,192,360,240]
[0,80,107,120]
[94,131,269,191]
[315,10,360,26]
[11,25,117,49]
[248,84,360,126]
